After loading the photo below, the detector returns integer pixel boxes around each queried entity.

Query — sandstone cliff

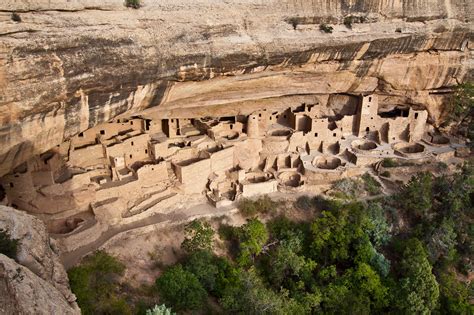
[0,0,472,176]
[0,205,79,314]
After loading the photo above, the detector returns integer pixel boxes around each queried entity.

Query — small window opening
[414,113,418,119]
[129,154,133,158]
[259,114,262,117]
[333,133,336,137]
[366,127,370,132]
[369,97,372,102]
[230,124,233,130]
[315,132,318,137]
[130,121,133,125]
[100,130,105,135]
[145,149,148,154]
[78,132,84,137]
[131,141,134,146]
[10,183,14,188]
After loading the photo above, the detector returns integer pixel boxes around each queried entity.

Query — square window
[100,130,105,135]
[333,133,336,137]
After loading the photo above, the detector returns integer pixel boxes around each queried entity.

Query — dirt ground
[102,190,323,288]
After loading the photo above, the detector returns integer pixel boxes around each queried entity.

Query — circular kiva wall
[395,142,425,154]
[425,133,449,145]
[245,172,273,183]
[351,139,377,151]
[278,171,303,187]
[312,156,342,170]
[270,129,292,137]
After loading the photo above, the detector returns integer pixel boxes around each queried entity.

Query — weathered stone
[0,205,79,311]
[0,0,472,177]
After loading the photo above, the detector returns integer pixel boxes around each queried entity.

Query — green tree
[68,250,130,315]
[0,228,19,260]
[438,271,474,314]
[401,173,433,219]
[181,219,214,253]
[155,264,207,311]
[184,250,237,297]
[237,218,269,267]
[397,239,440,314]
[146,304,176,315]
[448,82,473,144]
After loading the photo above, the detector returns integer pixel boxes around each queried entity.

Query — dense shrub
[68,251,130,315]
[125,0,140,9]
[181,219,214,253]
[155,265,207,311]
[145,304,175,315]
[0,228,19,260]
[237,195,277,217]
[319,23,333,33]
[362,173,382,195]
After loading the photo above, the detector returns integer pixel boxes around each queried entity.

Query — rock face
[0,254,79,315]
[0,205,79,314]
[0,0,472,176]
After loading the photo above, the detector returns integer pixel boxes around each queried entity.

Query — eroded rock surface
[0,0,472,176]
[0,205,79,313]
[0,254,79,315]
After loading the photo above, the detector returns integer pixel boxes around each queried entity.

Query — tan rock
[0,205,79,310]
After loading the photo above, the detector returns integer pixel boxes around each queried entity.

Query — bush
[382,158,397,168]
[181,219,215,253]
[380,171,391,178]
[362,173,382,195]
[68,250,130,315]
[146,304,175,315]
[125,0,140,9]
[237,195,277,217]
[319,23,333,33]
[0,228,19,260]
[11,13,21,22]
[343,15,367,28]
[155,265,207,311]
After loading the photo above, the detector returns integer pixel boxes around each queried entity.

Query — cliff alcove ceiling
[0,0,472,177]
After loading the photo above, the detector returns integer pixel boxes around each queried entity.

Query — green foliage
[68,250,130,315]
[184,250,237,297]
[401,172,433,218]
[343,15,367,28]
[319,23,333,33]
[382,158,397,167]
[426,218,457,263]
[237,218,269,266]
[364,202,391,247]
[448,82,474,144]
[237,195,277,217]
[145,304,175,315]
[11,12,21,22]
[125,0,140,9]
[438,271,474,314]
[362,173,382,195]
[155,264,207,311]
[0,228,19,260]
[181,219,214,253]
[397,238,440,314]
[380,170,391,177]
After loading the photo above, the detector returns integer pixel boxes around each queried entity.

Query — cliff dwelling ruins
[0,93,466,253]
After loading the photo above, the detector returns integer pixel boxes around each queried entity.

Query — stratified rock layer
[0,205,79,313]
[0,0,473,176]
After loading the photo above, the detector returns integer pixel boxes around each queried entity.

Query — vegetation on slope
[69,161,473,314]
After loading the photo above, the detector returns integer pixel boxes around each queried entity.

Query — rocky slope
[0,0,472,176]
[0,205,79,314]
